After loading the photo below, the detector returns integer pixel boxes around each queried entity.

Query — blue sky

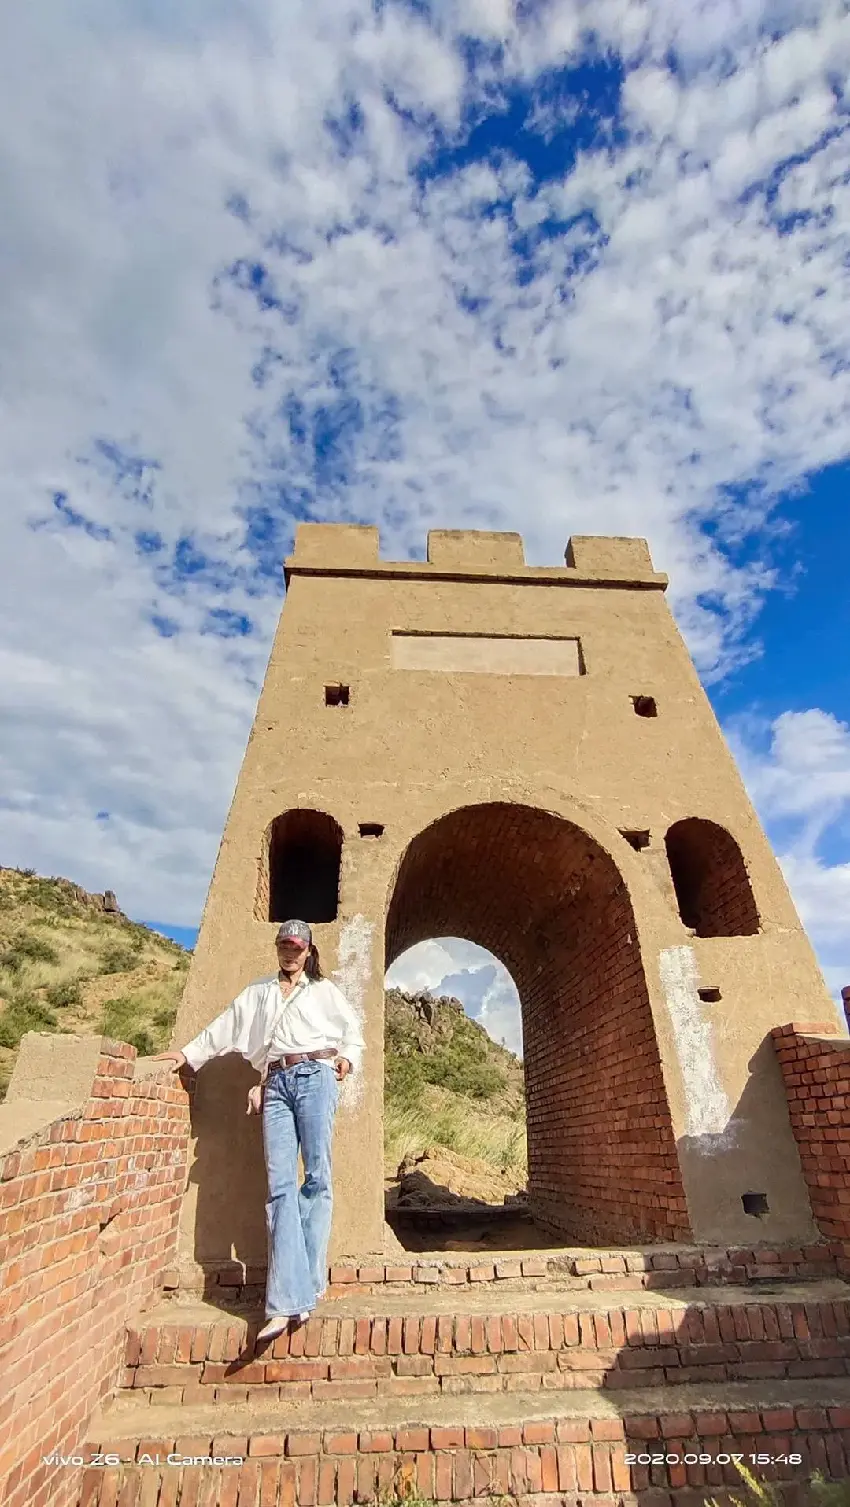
[1,0,849,1046]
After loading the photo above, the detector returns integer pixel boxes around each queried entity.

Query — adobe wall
[173,525,841,1266]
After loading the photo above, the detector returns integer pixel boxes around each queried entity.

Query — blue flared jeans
[261,1059,339,1318]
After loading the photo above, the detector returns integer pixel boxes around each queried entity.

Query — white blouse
[180,972,365,1079]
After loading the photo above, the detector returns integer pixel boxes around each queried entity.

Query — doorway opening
[383,936,533,1250]
[385,802,690,1249]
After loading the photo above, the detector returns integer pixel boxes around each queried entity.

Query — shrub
[0,995,58,1049]
[45,979,83,1009]
[127,1027,155,1056]
[385,1053,425,1105]
[0,933,61,970]
[424,1054,502,1100]
[99,996,155,1057]
[810,1477,850,1505]
[27,879,79,915]
[99,994,136,1033]
[499,1123,526,1173]
[99,945,140,975]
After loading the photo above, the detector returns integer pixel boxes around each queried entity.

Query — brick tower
[173,524,839,1273]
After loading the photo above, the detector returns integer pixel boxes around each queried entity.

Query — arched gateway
[386,801,689,1245]
[174,524,830,1275]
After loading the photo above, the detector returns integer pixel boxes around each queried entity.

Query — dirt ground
[382,1143,551,1252]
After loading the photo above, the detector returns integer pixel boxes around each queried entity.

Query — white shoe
[257,1314,289,1342]
[257,1311,309,1342]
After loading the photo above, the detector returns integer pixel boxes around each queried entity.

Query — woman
[152,919,365,1342]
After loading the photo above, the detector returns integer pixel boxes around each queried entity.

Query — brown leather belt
[267,1049,337,1073]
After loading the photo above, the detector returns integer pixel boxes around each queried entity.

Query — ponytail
[304,943,324,981]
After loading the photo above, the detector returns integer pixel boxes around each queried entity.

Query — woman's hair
[304,943,324,981]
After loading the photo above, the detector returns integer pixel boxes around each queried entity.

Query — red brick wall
[0,1040,191,1507]
[665,818,759,937]
[772,1022,850,1243]
[387,802,688,1244]
[522,877,689,1244]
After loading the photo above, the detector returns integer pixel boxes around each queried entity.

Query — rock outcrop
[394,1144,527,1209]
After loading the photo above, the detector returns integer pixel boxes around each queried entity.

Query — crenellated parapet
[284,522,667,587]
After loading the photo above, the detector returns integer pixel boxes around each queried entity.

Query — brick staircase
[78,1243,850,1506]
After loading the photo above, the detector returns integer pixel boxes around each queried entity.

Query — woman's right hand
[246,1085,263,1116]
[148,1050,188,1071]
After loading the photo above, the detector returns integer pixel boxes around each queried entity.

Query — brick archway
[386,802,690,1245]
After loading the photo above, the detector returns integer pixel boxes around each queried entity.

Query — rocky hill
[0,866,189,1099]
[384,986,527,1201]
[0,868,528,1200]
[385,985,525,1104]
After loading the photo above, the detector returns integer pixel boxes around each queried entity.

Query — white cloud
[386,936,498,992]
[0,0,848,942]
[731,708,850,1002]
[385,937,524,1057]
[385,938,479,994]
[738,709,850,827]
[779,852,850,952]
[477,970,524,1059]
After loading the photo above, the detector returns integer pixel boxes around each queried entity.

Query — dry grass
[384,1082,527,1180]
[707,1461,850,1507]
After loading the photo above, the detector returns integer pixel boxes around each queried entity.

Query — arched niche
[256,808,343,923]
[665,818,759,938]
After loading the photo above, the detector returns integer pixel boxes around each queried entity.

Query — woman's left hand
[334,1058,351,1081]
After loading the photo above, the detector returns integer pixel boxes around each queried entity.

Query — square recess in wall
[325,684,350,706]
[742,1192,769,1218]
[631,695,657,717]
[358,823,385,837]
[620,830,650,851]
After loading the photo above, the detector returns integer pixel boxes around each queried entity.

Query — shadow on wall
[676,1034,822,1248]
[186,1055,270,1277]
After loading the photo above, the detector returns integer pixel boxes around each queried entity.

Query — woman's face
[277,936,308,971]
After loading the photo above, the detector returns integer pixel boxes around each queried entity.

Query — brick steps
[119,1282,850,1406]
[168,1241,849,1303]
[74,1259,850,1502]
[79,1379,850,1505]
[150,1277,850,1320]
